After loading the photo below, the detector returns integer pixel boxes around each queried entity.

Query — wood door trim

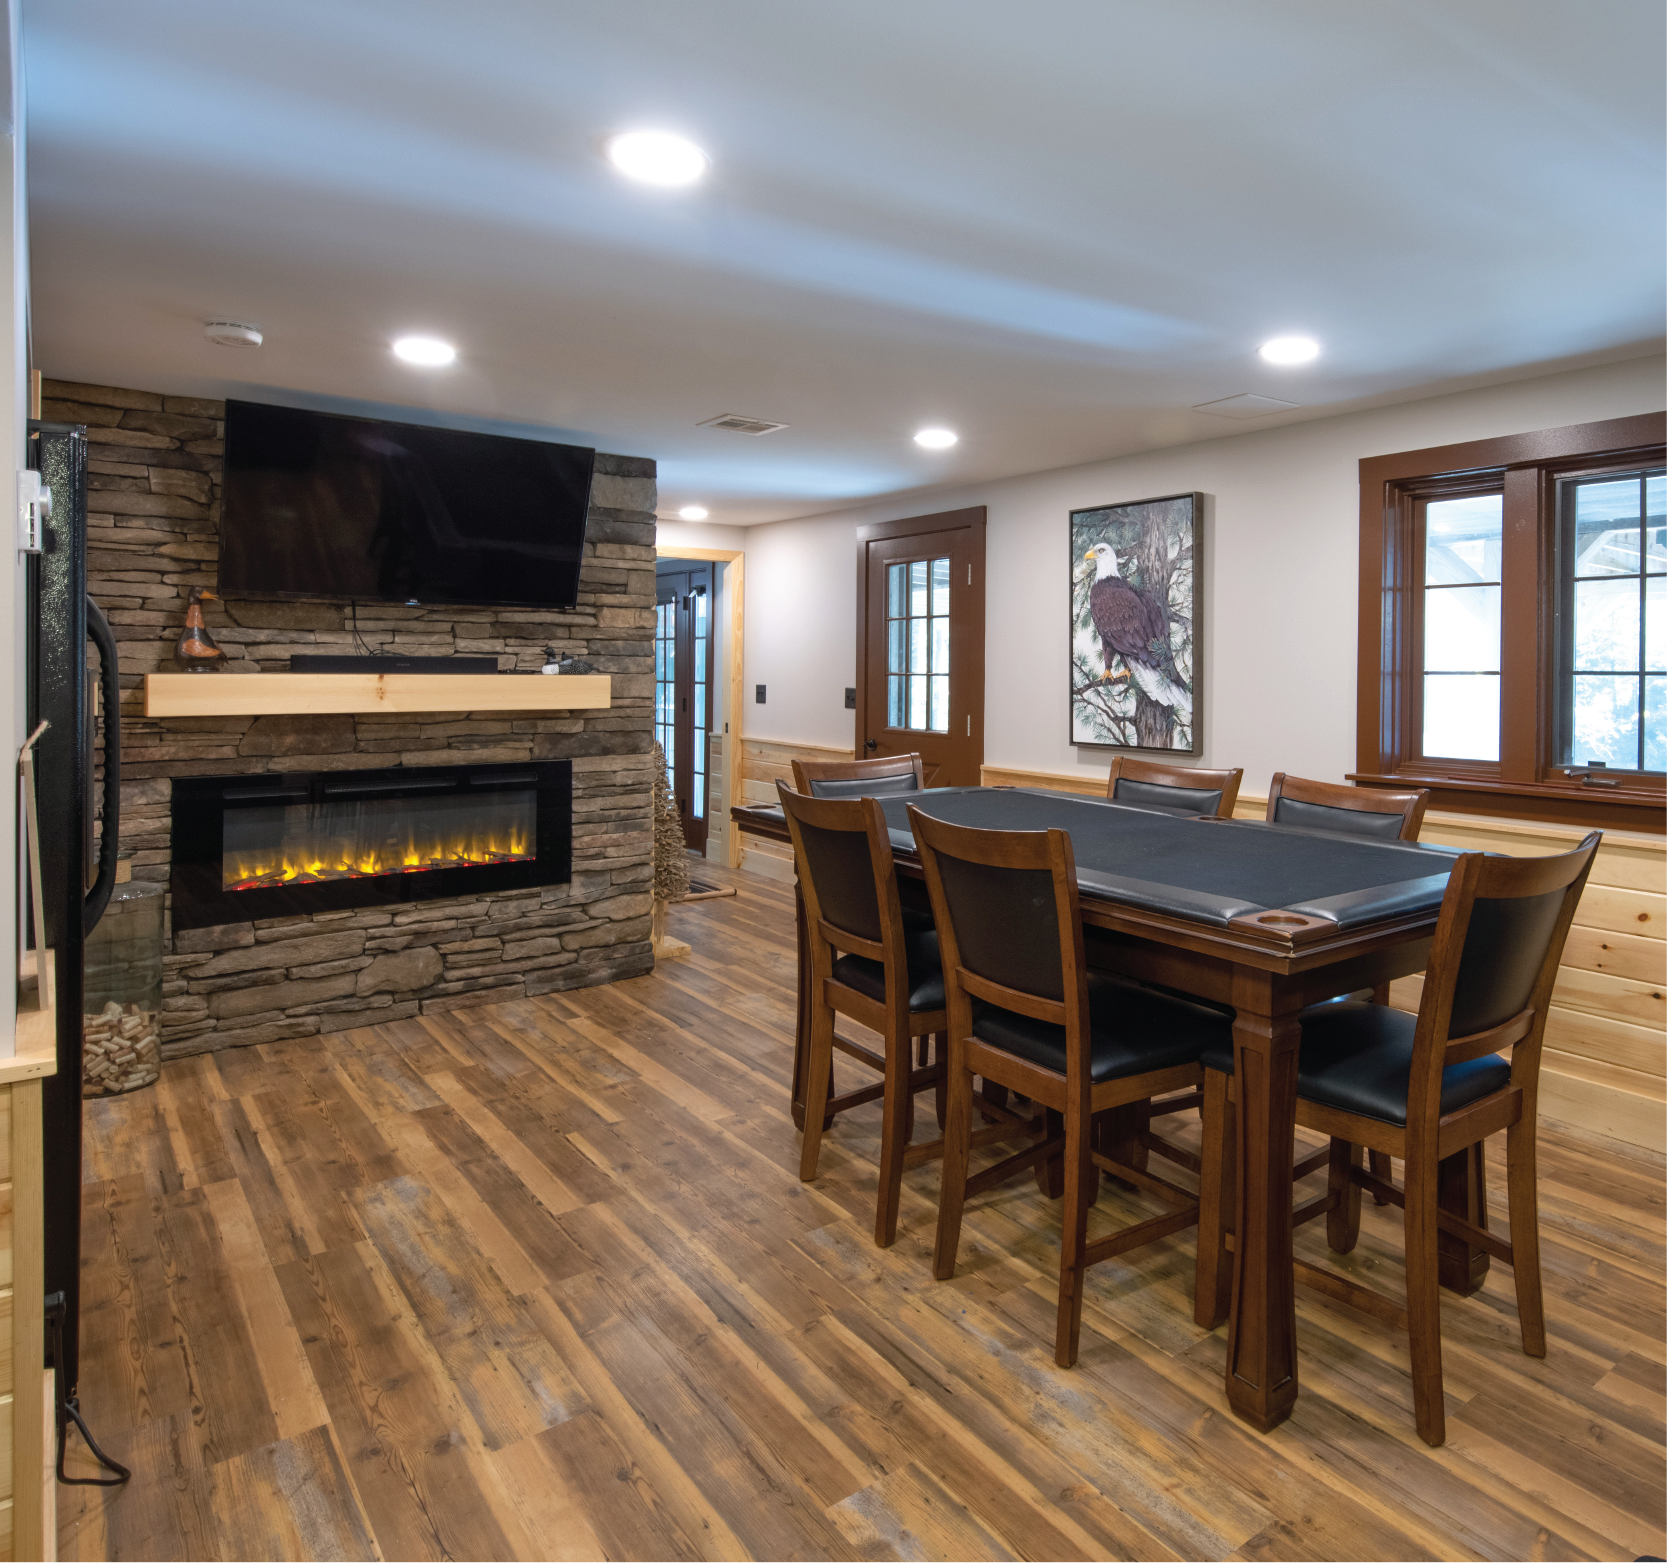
[855,508,986,777]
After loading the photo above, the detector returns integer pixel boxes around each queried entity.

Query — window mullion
[1498,466,1542,783]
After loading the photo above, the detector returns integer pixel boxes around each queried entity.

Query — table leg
[1437,1142,1490,1295]
[1225,977,1301,1433]
[788,881,832,1133]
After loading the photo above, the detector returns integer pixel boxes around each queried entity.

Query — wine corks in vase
[82,1001,161,1096]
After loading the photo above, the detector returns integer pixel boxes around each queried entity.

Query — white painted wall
[0,0,26,1047]
[727,354,1666,794]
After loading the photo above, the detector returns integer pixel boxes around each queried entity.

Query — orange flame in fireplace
[225,821,533,892]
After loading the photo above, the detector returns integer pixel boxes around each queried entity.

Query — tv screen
[218,400,595,609]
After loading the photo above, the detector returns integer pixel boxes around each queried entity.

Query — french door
[655,562,714,851]
[856,508,985,786]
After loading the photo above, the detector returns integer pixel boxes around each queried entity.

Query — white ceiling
[24,0,1666,525]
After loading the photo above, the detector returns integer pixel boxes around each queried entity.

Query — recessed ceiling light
[605,131,708,187]
[1258,335,1320,365]
[914,428,958,449]
[678,505,709,521]
[393,335,456,366]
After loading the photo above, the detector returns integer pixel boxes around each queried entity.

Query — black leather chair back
[1271,796,1408,840]
[930,853,1065,1003]
[792,816,884,943]
[1448,889,1570,1037]
[1113,777,1225,817]
[806,772,922,801]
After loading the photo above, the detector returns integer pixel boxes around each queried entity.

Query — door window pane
[884,553,952,732]
[931,557,950,616]
[1646,576,1664,673]
[909,560,928,617]
[1572,674,1641,768]
[929,675,949,733]
[1423,674,1499,761]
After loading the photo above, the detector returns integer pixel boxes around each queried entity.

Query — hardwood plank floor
[59,862,1667,1561]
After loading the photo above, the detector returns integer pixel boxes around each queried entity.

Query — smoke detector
[698,413,787,435]
[204,318,263,349]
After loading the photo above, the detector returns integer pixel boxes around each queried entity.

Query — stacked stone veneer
[45,378,657,1060]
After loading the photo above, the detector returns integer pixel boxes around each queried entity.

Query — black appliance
[28,422,122,1435]
[218,399,596,609]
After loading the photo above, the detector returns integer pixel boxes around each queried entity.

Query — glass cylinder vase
[82,860,164,1098]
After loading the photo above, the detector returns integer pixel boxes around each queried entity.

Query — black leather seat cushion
[830,907,944,1012]
[971,972,1227,1084]
[1201,1002,1511,1126]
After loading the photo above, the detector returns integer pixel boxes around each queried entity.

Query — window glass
[884,554,951,732]
[1422,494,1502,761]
[1563,468,1665,771]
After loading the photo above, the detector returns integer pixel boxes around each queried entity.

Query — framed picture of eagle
[1071,491,1200,753]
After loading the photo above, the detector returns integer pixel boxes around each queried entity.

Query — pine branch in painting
[1071,493,1198,752]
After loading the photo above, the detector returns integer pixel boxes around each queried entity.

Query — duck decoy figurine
[175,586,227,672]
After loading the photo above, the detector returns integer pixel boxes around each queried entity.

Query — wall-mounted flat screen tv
[218,399,595,609]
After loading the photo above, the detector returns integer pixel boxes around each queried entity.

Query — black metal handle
[864,739,878,751]
[83,595,121,935]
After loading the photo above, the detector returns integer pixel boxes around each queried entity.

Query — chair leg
[798,997,835,1182]
[932,1033,974,1282]
[1506,1120,1547,1358]
[933,1033,948,1130]
[979,1078,1008,1121]
[1404,1162,1447,1447]
[1368,1149,1393,1204]
[874,1024,913,1248]
[1326,1138,1363,1254]
[1194,1068,1234,1329]
[1054,1098,1094,1368]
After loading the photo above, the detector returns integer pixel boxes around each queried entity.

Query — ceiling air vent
[698,413,789,435]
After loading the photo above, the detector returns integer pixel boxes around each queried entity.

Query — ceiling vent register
[698,413,789,435]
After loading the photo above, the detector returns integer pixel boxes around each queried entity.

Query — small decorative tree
[651,742,691,953]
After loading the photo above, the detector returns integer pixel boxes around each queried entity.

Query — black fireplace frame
[170,759,573,931]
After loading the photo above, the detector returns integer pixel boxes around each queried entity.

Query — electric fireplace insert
[170,760,572,931]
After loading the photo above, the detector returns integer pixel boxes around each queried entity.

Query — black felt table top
[876,787,1458,930]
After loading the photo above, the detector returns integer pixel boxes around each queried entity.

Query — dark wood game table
[733,784,1483,1435]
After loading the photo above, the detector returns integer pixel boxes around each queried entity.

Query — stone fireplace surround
[49,377,658,1061]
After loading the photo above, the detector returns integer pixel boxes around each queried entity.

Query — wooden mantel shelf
[144,672,612,718]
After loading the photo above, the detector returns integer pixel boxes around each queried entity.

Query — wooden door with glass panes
[857,509,985,786]
[655,562,714,851]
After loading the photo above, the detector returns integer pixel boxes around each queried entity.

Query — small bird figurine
[175,587,227,672]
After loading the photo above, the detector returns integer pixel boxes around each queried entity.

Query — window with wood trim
[1355,412,1667,832]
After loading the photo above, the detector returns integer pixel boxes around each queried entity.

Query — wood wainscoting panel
[738,738,853,883]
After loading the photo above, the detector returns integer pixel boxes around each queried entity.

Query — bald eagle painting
[1071,492,1199,753]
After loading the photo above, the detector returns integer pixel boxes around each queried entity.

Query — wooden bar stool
[910,803,1233,1367]
[1266,772,1433,1197]
[782,753,927,1133]
[1196,831,1601,1445]
[1104,755,1243,818]
[776,780,951,1247]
